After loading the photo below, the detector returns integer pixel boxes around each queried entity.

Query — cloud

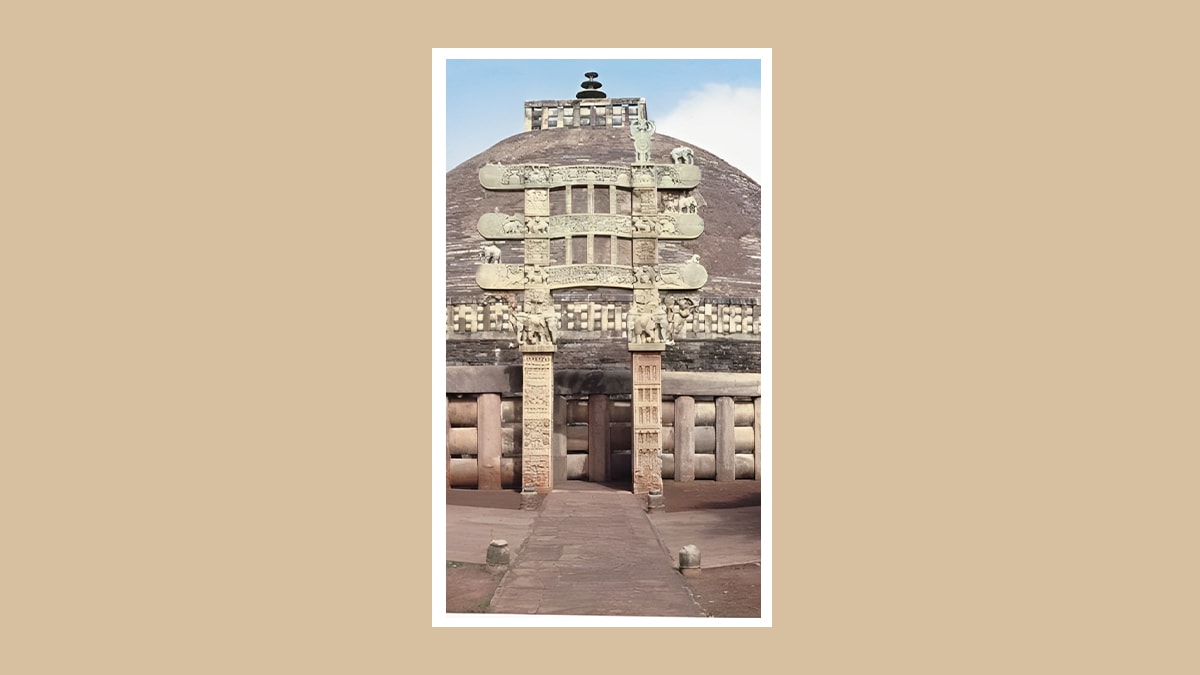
[656,83,761,183]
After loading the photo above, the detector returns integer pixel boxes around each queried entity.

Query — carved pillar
[521,351,554,491]
[520,183,556,492]
[628,162,664,496]
[631,351,663,495]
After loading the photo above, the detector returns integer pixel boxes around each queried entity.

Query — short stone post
[645,488,664,512]
[486,539,510,570]
[679,544,701,577]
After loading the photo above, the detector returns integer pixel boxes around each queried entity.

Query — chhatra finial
[576,72,606,99]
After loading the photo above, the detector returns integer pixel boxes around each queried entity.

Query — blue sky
[435,49,769,183]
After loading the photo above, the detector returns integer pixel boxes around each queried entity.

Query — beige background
[4,3,1199,673]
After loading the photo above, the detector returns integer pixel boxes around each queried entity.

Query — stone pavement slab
[487,489,705,617]
[445,504,538,565]
[648,506,761,568]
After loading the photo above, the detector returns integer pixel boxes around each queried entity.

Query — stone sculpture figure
[479,243,502,264]
[630,118,656,163]
[670,146,695,164]
[503,215,523,234]
[666,297,697,344]
[512,309,558,346]
[631,305,670,343]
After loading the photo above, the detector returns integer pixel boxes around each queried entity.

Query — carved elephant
[670,146,695,165]
[478,243,502,264]
[513,311,557,345]
[630,310,669,343]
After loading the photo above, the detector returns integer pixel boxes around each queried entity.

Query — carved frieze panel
[633,239,658,265]
[633,188,658,217]
[479,163,699,190]
[476,260,705,292]
[523,238,550,265]
[524,189,550,217]
[477,212,703,240]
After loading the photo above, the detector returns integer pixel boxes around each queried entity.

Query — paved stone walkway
[488,487,705,617]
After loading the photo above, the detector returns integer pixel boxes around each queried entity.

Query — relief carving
[664,193,698,213]
[512,308,559,346]
[477,242,502,264]
[629,294,669,344]
[629,118,656,164]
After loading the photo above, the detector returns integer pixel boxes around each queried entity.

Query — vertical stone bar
[609,185,617,214]
[520,183,555,493]
[715,396,735,481]
[477,393,502,490]
[587,183,595,213]
[754,396,762,480]
[521,352,554,492]
[631,351,663,495]
[674,395,696,482]
[552,394,568,486]
[588,393,610,483]
[586,233,595,263]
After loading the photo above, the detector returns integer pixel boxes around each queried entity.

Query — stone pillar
[521,350,554,491]
[477,393,503,490]
[631,350,663,495]
[715,395,735,481]
[754,397,762,480]
[674,395,696,482]
[519,182,556,493]
[588,393,610,483]
[552,394,568,486]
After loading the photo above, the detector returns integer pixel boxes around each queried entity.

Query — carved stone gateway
[476,110,707,496]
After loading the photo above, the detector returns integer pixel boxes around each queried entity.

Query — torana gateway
[446,73,762,505]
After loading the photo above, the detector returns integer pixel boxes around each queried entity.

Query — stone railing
[524,97,647,131]
[445,367,761,490]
